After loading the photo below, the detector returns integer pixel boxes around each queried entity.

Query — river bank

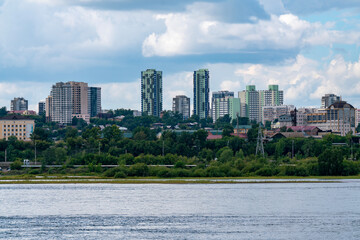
[1,175,358,184]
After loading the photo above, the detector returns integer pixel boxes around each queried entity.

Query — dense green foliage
[1,111,360,178]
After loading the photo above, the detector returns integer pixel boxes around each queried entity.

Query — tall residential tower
[141,69,163,117]
[11,97,28,111]
[172,95,190,119]
[239,85,283,123]
[88,87,102,117]
[193,69,210,119]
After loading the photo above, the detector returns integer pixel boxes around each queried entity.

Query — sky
[1,0,360,112]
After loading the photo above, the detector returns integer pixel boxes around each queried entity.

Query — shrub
[255,167,273,176]
[114,171,127,178]
[191,168,206,177]
[10,160,22,170]
[174,161,186,169]
[128,163,149,177]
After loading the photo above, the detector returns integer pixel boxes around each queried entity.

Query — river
[1,180,360,239]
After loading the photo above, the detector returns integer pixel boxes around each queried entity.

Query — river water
[1,180,360,239]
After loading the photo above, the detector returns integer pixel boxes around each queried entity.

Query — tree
[222,124,234,137]
[232,117,249,126]
[215,114,231,129]
[356,123,360,133]
[0,107,7,117]
[193,129,208,149]
[31,127,50,141]
[72,116,78,126]
[265,121,271,130]
[280,126,287,132]
[218,148,233,163]
[65,127,78,139]
[318,148,344,175]
[103,125,122,141]
[247,127,258,142]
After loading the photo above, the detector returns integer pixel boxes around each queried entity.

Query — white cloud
[98,81,141,111]
[0,0,162,69]
[206,55,360,108]
[142,2,360,57]
[1,54,359,113]
[0,82,52,111]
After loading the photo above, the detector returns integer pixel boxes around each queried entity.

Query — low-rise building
[307,101,355,136]
[262,105,294,124]
[0,115,35,141]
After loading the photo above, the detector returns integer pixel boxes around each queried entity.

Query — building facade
[141,69,163,117]
[239,85,284,123]
[211,91,234,122]
[50,82,72,124]
[88,87,102,117]
[47,82,101,124]
[11,97,28,111]
[228,98,241,122]
[262,105,294,124]
[0,115,35,141]
[45,96,52,122]
[307,101,355,136]
[69,82,88,115]
[321,94,341,109]
[193,69,210,119]
[260,85,283,106]
[38,101,45,115]
[172,95,190,119]
[238,85,260,122]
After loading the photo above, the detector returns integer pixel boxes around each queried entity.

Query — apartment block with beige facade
[47,81,100,124]
[0,115,35,141]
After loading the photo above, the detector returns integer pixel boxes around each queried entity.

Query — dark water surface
[1,181,360,239]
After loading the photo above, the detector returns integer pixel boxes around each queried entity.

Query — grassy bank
[0,175,357,184]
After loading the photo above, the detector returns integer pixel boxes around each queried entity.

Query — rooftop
[0,115,33,120]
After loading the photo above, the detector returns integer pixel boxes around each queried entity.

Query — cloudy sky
[1,0,360,111]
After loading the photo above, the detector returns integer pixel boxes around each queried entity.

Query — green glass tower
[193,69,210,119]
[141,69,163,117]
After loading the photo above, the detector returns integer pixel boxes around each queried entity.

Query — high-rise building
[238,85,260,122]
[172,95,190,119]
[69,81,90,123]
[193,69,210,119]
[141,69,163,117]
[211,91,233,122]
[239,85,284,123]
[321,94,341,108]
[47,81,100,124]
[260,85,283,106]
[50,82,72,124]
[228,98,241,122]
[88,87,102,118]
[38,101,45,115]
[45,96,52,122]
[11,97,28,111]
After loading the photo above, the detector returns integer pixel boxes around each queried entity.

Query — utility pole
[292,140,294,159]
[4,148,6,162]
[256,127,265,158]
[236,113,239,134]
[34,140,37,165]
[162,140,164,156]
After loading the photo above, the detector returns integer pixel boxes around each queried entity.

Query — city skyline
[0,1,360,111]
